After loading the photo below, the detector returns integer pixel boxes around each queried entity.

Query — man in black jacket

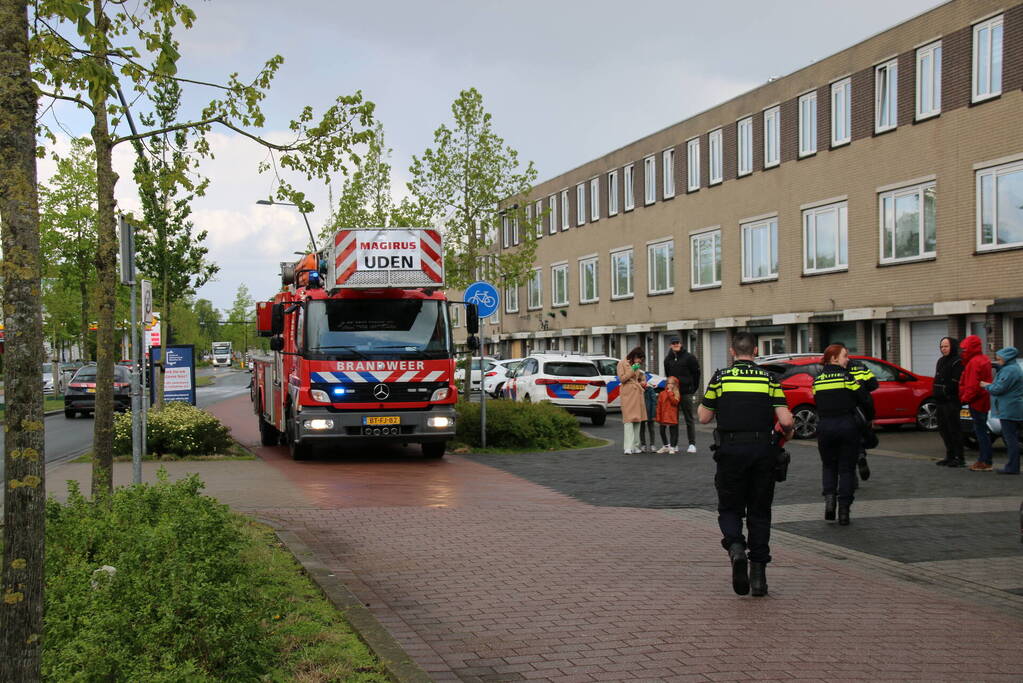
[664,337,701,453]
[933,336,964,467]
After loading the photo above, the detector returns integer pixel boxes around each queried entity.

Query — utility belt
[712,430,790,482]
[713,430,773,445]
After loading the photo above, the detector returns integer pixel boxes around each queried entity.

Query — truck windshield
[305,299,450,360]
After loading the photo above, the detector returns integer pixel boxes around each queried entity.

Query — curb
[258,520,433,683]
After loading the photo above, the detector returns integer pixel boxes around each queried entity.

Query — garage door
[709,331,728,376]
[910,319,947,377]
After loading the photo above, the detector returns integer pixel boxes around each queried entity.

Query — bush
[114,402,233,457]
[44,474,274,681]
[455,399,587,450]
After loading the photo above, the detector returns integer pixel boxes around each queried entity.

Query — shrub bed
[114,402,233,457]
[455,399,589,450]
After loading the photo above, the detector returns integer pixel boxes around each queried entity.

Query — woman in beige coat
[617,347,649,454]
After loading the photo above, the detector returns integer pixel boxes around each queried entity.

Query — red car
[756,353,937,439]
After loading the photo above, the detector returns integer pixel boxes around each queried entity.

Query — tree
[407,87,539,395]
[31,0,375,496]
[323,123,395,237]
[1,0,46,678]
[225,284,255,355]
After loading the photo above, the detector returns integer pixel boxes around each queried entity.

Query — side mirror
[271,303,284,336]
[256,301,274,337]
[269,336,284,352]
[466,303,479,334]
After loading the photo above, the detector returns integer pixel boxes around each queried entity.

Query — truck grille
[311,381,445,403]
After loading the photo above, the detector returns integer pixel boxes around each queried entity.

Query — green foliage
[455,399,586,450]
[113,402,232,457]
[43,474,273,681]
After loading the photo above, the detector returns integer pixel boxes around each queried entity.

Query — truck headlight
[304,419,334,431]
[427,416,451,429]
[310,389,330,403]
[430,387,450,402]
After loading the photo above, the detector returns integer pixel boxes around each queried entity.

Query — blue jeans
[1001,419,1020,473]
[970,409,993,464]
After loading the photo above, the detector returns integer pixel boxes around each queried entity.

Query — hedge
[455,399,588,450]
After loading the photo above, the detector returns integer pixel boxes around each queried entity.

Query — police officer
[698,332,793,597]
[813,344,872,525]
[847,354,878,482]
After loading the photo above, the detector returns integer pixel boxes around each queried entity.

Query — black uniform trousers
[817,415,859,506]
[935,400,964,461]
[714,441,776,564]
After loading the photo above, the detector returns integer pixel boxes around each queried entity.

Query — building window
[527,269,542,309]
[576,183,586,226]
[686,138,700,191]
[624,164,635,210]
[691,229,721,289]
[972,14,1003,103]
[799,92,817,157]
[803,201,848,273]
[511,214,519,246]
[548,196,557,235]
[644,155,656,205]
[534,200,543,238]
[587,178,598,221]
[451,304,460,327]
[880,182,936,263]
[611,249,633,299]
[875,59,898,133]
[608,170,619,215]
[709,129,723,184]
[501,215,509,249]
[551,264,568,307]
[662,148,675,198]
[505,284,519,313]
[831,78,851,146]
[647,240,674,294]
[977,161,1023,250]
[579,257,598,303]
[763,107,780,168]
[916,41,942,119]
[741,217,779,282]
[737,117,753,176]
[560,190,569,230]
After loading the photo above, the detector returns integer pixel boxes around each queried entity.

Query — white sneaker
[669,446,678,454]
[686,444,697,454]
[657,445,670,454]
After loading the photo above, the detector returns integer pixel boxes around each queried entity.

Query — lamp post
[256,199,318,252]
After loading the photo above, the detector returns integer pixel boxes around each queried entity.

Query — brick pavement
[203,396,1023,681]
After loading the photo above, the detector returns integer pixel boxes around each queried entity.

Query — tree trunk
[0,0,46,678]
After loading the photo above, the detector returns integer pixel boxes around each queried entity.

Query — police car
[503,353,608,425]
[589,355,667,411]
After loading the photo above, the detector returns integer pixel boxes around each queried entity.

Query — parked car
[64,364,131,418]
[960,407,1023,450]
[483,358,523,398]
[588,355,667,411]
[42,362,55,396]
[454,356,497,392]
[756,353,936,439]
[503,353,607,425]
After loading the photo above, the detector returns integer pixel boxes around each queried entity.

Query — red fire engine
[251,228,460,459]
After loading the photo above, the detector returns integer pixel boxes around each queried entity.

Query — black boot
[949,457,966,468]
[857,454,871,481]
[749,562,768,597]
[824,494,836,521]
[728,542,749,596]
[935,457,951,466]
[838,505,850,526]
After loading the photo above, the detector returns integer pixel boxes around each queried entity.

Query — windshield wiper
[309,345,371,360]
[373,345,434,358]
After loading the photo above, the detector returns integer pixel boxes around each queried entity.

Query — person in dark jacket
[933,337,965,467]
[663,337,701,453]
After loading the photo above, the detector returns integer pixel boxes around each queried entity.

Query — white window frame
[737,117,753,176]
[505,284,519,313]
[579,256,598,304]
[551,263,569,307]
[589,177,600,221]
[708,129,723,184]
[976,160,1023,251]
[647,239,674,295]
[607,170,619,216]
[527,268,542,310]
[534,200,543,238]
[831,78,851,147]
[798,91,817,157]
[875,59,898,133]
[879,181,937,264]
[451,304,460,327]
[916,41,942,120]
[803,201,849,274]
[741,217,779,283]
[763,107,780,168]
[548,196,558,235]
[972,14,1003,103]
[662,148,675,198]
[501,215,510,249]
[511,213,520,246]
[690,229,721,289]
[560,190,569,230]
[644,155,656,205]
[624,164,635,211]
[576,183,586,226]
[686,138,700,191]
[610,248,634,300]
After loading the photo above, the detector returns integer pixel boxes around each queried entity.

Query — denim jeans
[970,409,993,464]
[1001,419,1020,473]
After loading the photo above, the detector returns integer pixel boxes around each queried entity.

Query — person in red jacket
[959,334,994,471]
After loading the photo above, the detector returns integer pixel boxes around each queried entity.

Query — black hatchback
[64,364,131,418]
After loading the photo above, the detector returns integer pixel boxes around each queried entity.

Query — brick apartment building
[455,0,1023,381]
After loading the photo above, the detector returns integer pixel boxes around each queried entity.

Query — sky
[39,0,942,313]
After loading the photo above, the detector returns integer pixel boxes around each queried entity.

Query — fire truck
[251,227,461,460]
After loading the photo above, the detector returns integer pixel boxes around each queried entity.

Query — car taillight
[589,380,606,387]
[535,378,557,385]
[114,383,130,389]
[69,383,86,389]
[485,371,497,377]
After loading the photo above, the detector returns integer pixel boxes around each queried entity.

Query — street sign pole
[119,215,142,484]
[464,281,500,450]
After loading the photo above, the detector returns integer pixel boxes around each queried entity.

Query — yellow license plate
[562,383,586,391]
[364,416,400,426]
[960,408,971,418]
[86,388,95,393]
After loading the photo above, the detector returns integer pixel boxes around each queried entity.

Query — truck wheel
[590,413,607,426]
[64,408,75,419]
[258,413,279,447]
[422,442,446,459]
[287,413,312,461]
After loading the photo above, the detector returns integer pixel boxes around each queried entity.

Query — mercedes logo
[372,383,390,400]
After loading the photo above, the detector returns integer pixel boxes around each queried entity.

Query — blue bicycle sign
[464,281,500,318]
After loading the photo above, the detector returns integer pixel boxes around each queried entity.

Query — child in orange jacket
[655,376,681,453]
